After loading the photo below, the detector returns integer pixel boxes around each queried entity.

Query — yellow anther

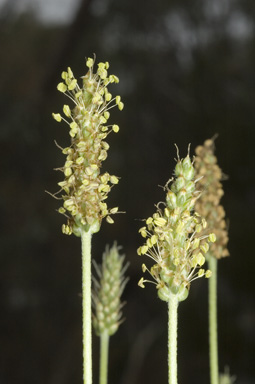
[101,173,110,184]
[52,113,62,122]
[106,216,114,224]
[68,79,77,91]
[146,217,153,225]
[139,227,147,238]
[105,92,112,101]
[104,111,110,120]
[110,175,119,184]
[112,124,119,133]
[205,270,212,278]
[198,269,205,277]
[67,67,73,78]
[209,233,216,242]
[151,235,158,245]
[70,121,78,130]
[100,116,107,124]
[76,157,84,165]
[118,101,124,110]
[192,238,200,249]
[110,207,118,214]
[75,91,82,98]
[57,83,67,93]
[86,57,94,68]
[65,160,73,167]
[63,105,71,117]
[200,243,209,254]
[64,167,72,177]
[138,277,145,288]
[154,217,167,227]
[141,245,148,255]
[196,252,205,266]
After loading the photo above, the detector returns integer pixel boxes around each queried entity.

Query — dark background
[0,0,254,383]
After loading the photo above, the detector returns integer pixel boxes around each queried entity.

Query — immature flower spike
[137,149,215,302]
[92,242,128,336]
[52,58,123,236]
[194,138,229,259]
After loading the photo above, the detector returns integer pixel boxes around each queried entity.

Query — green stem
[168,292,178,384]
[81,229,93,384]
[208,254,219,384]
[99,331,110,384]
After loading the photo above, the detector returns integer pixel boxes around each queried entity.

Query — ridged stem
[81,230,93,384]
[168,292,178,384]
[99,331,109,384]
[208,254,219,384]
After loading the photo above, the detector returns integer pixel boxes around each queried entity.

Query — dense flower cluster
[137,152,216,302]
[92,243,128,336]
[194,139,229,259]
[52,58,123,236]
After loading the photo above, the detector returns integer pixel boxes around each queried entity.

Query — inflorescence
[194,138,229,259]
[92,242,128,336]
[52,57,123,236]
[137,150,216,302]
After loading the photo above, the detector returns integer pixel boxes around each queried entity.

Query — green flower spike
[93,242,128,336]
[137,149,215,303]
[93,242,128,384]
[52,57,123,236]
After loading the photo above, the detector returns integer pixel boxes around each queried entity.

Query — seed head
[52,58,123,236]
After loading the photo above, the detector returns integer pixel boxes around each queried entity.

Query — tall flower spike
[137,149,216,302]
[52,58,123,236]
[92,242,129,336]
[194,138,229,259]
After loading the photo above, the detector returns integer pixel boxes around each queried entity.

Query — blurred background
[0,0,254,383]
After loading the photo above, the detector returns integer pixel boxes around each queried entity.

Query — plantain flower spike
[92,242,129,336]
[194,138,229,259]
[52,57,123,236]
[137,148,216,302]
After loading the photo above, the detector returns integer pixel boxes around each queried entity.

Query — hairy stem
[168,292,178,384]
[81,230,93,384]
[208,254,219,384]
[100,331,110,384]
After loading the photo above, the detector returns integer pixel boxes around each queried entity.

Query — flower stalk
[81,229,93,384]
[208,254,218,384]
[194,138,229,384]
[168,292,178,384]
[52,57,123,384]
[137,149,216,384]
[93,243,128,384]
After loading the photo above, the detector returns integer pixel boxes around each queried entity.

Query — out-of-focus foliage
[0,0,254,383]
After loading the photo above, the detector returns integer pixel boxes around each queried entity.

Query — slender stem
[208,254,219,384]
[81,229,93,384]
[168,292,179,384]
[99,331,110,384]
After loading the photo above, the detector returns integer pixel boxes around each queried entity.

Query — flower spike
[52,58,123,236]
[137,148,215,302]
